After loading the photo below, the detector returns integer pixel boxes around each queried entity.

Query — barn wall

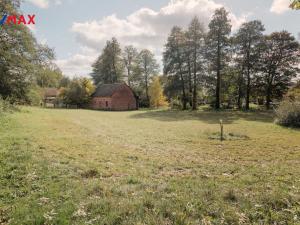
[91,97,112,110]
[91,84,137,111]
[111,85,137,110]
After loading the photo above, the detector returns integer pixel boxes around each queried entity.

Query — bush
[170,98,182,110]
[27,86,43,106]
[276,99,300,128]
[0,97,18,114]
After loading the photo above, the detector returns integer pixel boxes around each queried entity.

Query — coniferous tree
[186,17,205,110]
[164,26,188,109]
[206,8,231,109]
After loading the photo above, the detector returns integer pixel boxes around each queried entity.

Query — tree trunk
[237,64,245,110]
[179,65,187,110]
[127,68,131,87]
[188,56,193,107]
[215,39,221,110]
[145,75,149,105]
[245,48,251,110]
[237,87,242,110]
[180,76,187,110]
[192,48,197,110]
[192,70,197,110]
[144,61,150,106]
[266,83,272,110]
[245,69,250,110]
[237,69,243,110]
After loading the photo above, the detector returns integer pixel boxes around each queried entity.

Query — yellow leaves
[289,0,300,9]
[149,76,168,108]
[81,78,95,95]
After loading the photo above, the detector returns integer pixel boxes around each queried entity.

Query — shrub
[170,98,182,110]
[27,86,43,106]
[276,99,300,128]
[0,97,18,114]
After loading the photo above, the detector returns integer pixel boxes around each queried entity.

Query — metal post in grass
[220,119,224,141]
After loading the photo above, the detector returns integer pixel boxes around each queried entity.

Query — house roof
[44,88,58,97]
[92,83,125,97]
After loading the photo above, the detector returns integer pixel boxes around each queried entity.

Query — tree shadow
[130,109,275,124]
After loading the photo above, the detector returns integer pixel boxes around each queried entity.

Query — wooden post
[220,119,224,141]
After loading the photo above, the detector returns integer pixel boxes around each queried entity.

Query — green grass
[0,107,300,225]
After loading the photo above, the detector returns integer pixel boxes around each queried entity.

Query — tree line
[163,8,299,110]
[1,1,299,110]
[91,8,299,110]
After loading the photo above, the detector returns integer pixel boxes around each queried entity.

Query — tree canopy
[0,0,65,104]
[91,38,124,85]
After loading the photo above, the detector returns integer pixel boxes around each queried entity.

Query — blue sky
[21,0,300,77]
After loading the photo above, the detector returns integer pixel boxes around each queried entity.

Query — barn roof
[92,83,125,97]
[44,88,58,97]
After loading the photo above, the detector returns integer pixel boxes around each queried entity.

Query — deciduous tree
[149,76,168,108]
[136,49,159,106]
[259,31,300,109]
[234,20,265,110]
[123,45,138,87]
[91,38,124,85]
[62,78,95,107]
[0,0,36,101]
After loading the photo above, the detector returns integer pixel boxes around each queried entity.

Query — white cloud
[55,51,97,77]
[270,0,290,14]
[58,0,249,76]
[54,0,62,5]
[71,0,246,51]
[27,0,49,8]
[26,0,63,8]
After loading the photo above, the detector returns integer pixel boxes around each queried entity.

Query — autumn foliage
[149,77,168,108]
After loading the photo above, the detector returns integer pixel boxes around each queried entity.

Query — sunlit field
[1,107,300,224]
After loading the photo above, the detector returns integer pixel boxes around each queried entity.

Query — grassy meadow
[0,107,300,225]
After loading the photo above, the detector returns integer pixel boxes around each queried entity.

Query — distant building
[91,83,138,111]
[44,88,59,108]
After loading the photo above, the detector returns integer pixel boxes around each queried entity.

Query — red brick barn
[91,83,138,111]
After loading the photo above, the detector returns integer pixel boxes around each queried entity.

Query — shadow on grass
[130,109,275,124]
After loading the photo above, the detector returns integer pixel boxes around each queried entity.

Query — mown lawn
[0,107,300,225]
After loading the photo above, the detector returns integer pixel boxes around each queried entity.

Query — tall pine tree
[206,8,231,109]
[186,17,205,110]
[164,26,188,109]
